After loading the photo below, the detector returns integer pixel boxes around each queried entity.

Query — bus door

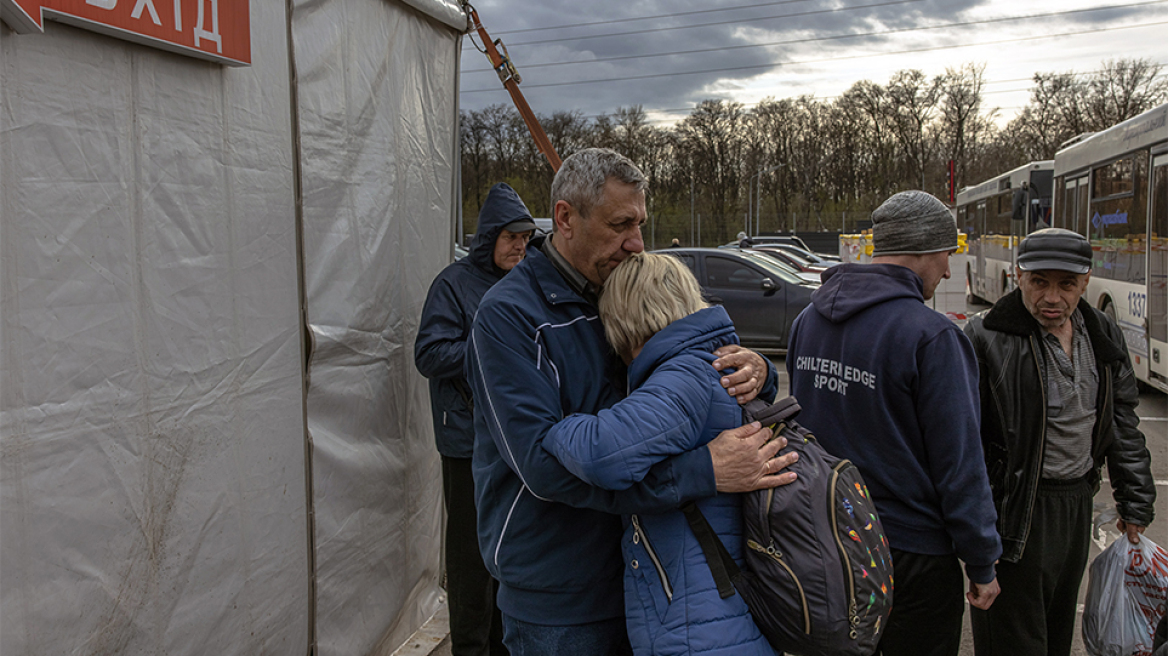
[1063,175,1088,234]
[975,200,988,295]
[1149,152,1168,385]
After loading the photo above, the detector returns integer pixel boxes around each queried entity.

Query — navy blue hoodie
[414,183,532,458]
[785,263,1001,583]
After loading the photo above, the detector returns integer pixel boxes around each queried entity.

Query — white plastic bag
[1083,534,1168,656]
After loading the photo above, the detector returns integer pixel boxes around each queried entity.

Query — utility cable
[462,18,1168,93]
[493,0,817,35]
[563,68,1159,122]
[499,0,928,47]
[462,0,1168,74]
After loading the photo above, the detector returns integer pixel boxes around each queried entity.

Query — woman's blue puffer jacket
[544,306,776,656]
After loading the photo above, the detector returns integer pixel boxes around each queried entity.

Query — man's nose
[625,226,645,253]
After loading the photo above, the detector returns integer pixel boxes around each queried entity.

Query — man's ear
[553,200,575,238]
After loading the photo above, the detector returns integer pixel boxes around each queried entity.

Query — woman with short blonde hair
[599,252,707,362]
[544,250,778,656]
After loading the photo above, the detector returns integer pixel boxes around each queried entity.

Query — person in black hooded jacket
[415,182,535,656]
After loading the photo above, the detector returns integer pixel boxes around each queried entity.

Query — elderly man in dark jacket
[415,182,535,656]
[963,228,1155,656]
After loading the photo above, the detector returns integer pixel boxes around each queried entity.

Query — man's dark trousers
[877,549,965,656]
[971,477,1093,656]
[443,456,507,656]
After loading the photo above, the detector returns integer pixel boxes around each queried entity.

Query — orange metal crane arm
[466,4,562,172]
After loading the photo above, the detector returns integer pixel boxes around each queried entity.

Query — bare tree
[1086,58,1168,128]
[676,100,747,244]
[938,63,997,193]
[886,70,943,190]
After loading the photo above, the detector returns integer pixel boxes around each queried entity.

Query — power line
[480,63,1163,126]
[462,18,1168,93]
[495,0,928,47]
[463,0,1168,74]
[477,65,1161,130]
[491,0,816,36]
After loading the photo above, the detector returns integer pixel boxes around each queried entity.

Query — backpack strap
[680,501,741,599]
[742,395,801,427]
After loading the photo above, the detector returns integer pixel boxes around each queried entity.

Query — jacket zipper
[631,515,673,602]
[830,461,861,639]
[748,538,811,634]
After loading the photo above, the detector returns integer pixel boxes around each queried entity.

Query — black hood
[469,183,534,278]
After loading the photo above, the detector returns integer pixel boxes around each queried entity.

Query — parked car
[533,218,554,235]
[749,245,831,277]
[721,235,842,262]
[769,242,842,264]
[454,243,469,260]
[655,248,818,350]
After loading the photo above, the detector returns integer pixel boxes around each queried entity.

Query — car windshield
[735,250,814,285]
[759,248,814,267]
[781,246,826,263]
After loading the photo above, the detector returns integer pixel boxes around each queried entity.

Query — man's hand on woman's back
[709,422,799,493]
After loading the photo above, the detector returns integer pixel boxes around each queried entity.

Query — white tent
[0,0,463,653]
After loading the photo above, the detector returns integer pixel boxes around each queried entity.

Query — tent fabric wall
[0,5,310,655]
[1,1,463,654]
[291,1,459,653]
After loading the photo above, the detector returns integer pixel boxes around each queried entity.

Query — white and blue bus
[956,161,1054,305]
[1052,102,1168,393]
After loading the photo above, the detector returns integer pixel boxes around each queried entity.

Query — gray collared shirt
[1039,309,1098,479]
[541,237,600,307]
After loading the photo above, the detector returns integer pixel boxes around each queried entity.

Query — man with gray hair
[964,228,1154,656]
[786,190,1001,656]
[467,148,794,654]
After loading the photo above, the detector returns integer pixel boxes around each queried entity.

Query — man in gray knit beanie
[872,190,959,256]
[785,188,999,656]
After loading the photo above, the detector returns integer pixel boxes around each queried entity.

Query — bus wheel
[966,265,987,305]
[1103,299,1118,325]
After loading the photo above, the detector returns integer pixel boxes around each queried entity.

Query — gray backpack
[682,396,894,656]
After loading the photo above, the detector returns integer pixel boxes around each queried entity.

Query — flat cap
[1017,228,1092,274]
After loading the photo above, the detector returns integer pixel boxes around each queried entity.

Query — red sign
[0,0,250,66]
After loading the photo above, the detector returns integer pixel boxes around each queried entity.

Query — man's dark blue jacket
[467,247,778,626]
[414,183,530,458]
[786,263,1001,583]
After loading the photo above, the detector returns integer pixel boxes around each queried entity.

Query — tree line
[460,58,1167,249]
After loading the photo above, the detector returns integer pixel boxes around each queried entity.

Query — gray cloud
[459,0,1164,119]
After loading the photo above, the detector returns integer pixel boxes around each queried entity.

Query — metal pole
[756,176,762,235]
[747,174,753,236]
[753,164,783,236]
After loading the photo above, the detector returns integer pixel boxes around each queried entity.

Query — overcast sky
[459,0,1168,127]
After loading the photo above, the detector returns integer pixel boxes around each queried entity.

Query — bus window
[957,205,976,237]
[1093,158,1134,198]
[1089,155,1148,284]
[986,191,1012,236]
